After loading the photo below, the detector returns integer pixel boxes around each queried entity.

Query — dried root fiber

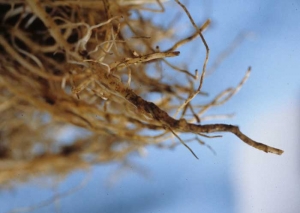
[0,0,283,186]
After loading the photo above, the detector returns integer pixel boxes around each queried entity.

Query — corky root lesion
[82,62,283,157]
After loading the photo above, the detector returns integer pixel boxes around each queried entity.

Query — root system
[0,0,283,186]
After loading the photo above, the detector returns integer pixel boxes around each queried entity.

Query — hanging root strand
[90,62,283,157]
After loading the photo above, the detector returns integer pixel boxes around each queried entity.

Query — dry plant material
[0,0,283,186]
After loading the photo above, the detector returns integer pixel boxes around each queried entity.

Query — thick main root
[80,62,283,157]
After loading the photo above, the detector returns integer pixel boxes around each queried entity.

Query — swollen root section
[93,64,283,156]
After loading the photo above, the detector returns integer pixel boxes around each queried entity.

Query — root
[86,62,284,156]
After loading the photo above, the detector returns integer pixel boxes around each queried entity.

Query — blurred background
[1,0,299,212]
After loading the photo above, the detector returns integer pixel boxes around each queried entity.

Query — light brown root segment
[187,124,284,155]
